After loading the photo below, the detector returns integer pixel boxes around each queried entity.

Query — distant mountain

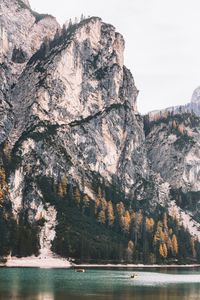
[0,0,200,264]
[148,86,200,121]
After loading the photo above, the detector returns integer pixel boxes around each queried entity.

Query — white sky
[29,0,200,114]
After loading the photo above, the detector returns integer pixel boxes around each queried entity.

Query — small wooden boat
[75,269,85,273]
[130,273,138,279]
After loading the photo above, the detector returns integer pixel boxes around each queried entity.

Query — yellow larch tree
[159,243,168,258]
[123,210,131,233]
[171,234,178,256]
[107,201,115,226]
[145,217,155,232]
[0,167,8,203]
[98,210,106,224]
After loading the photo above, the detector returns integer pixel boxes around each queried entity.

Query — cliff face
[0,0,60,143]
[8,16,151,211]
[145,113,200,225]
[1,1,200,262]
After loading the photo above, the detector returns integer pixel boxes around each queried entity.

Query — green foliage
[50,179,200,264]
[0,207,40,257]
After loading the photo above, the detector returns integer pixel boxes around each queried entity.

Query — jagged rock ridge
[0,0,60,143]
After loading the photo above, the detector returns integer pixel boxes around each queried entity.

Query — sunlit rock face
[191,86,200,104]
[9,16,149,204]
[0,0,60,144]
[145,112,200,227]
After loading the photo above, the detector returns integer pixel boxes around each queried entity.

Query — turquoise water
[0,268,200,299]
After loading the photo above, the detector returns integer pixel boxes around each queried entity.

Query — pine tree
[190,237,196,258]
[159,243,167,258]
[82,194,90,209]
[126,240,134,262]
[153,221,164,244]
[57,183,64,198]
[116,202,126,231]
[57,176,67,198]
[74,187,81,205]
[145,217,154,232]
[163,243,168,258]
[123,210,131,233]
[163,212,168,230]
[0,167,8,203]
[98,210,106,224]
[107,201,115,226]
[165,232,172,251]
[100,198,107,211]
[80,13,84,21]
[95,198,100,215]
[172,120,177,129]
[94,187,103,215]
[172,234,178,256]
[131,210,143,246]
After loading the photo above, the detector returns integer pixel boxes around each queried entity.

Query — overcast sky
[29,0,200,114]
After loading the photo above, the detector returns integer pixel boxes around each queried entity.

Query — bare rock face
[0,0,60,143]
[191,86,200,104]
[145,113,200,226]
[9,17,149,210]
[21,0,31,7]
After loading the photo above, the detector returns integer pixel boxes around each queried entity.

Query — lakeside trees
[52,181,199,264]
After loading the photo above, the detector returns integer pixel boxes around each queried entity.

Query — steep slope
[0,0,60,143]
[8,17,150,202]
[145,113,200,234]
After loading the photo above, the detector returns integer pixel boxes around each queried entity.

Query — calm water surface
[0,267,200,300]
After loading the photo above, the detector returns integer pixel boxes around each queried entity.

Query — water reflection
[0,268,200,300]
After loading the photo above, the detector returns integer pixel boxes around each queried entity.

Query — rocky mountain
[0,0,200,263]
[148,86,200,121]
[0,0,59,146]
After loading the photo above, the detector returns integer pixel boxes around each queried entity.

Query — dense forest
[51,178,200,264]
[0,156,199,264]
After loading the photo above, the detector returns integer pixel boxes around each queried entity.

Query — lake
[0,267,200,299]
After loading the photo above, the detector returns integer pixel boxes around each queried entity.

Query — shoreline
[2,257,200,269]
[75,263,200,269]
[4,255,71,269]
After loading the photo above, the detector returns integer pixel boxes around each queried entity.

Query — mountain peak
[191,86,200,104]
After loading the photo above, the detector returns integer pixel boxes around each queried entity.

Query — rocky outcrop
[145,112,200,226]
[0,0,60,144]
[191,86,200,104]
[8,16,150,203]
